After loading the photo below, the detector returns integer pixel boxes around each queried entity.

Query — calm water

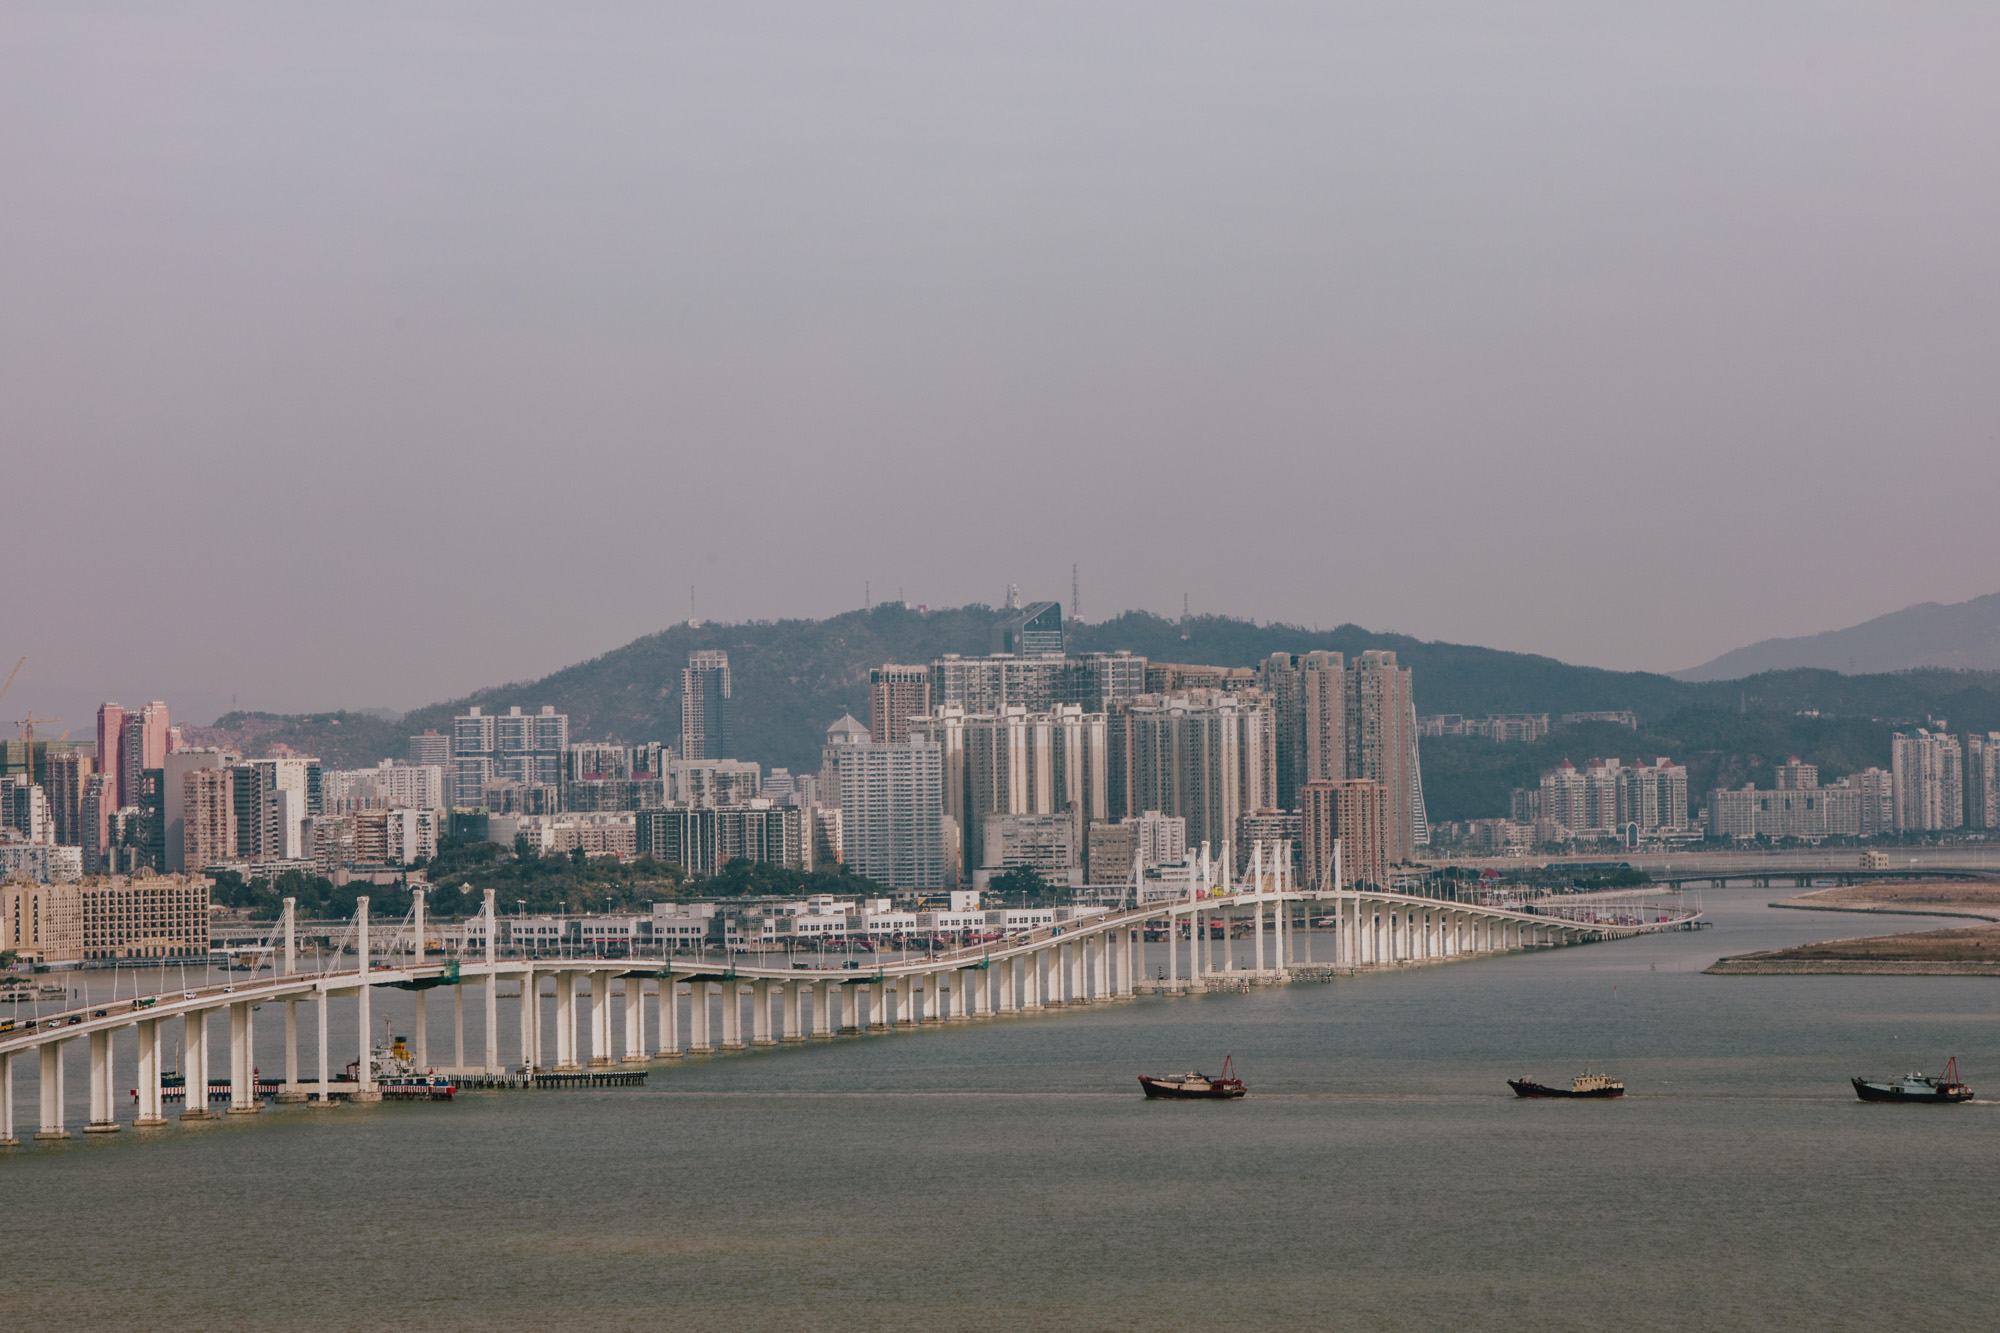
[7,888,1998,1331]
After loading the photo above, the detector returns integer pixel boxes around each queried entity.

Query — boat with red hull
[1853,1056,1973,1104]
[1139,1055,1246,1100]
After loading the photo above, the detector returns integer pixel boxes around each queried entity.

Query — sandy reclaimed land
[1769,879,2000,921]
[1704,879,2000,973]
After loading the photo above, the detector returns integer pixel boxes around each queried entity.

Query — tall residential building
[1105,689,1271,856]
[0,776,51,844]
[408,729,451,769]
[96,702,127,810]
[1892,729,1963,833]
[1964,733,2000,830]
[910,703,1108,878]
[1346,651,1422,860]
[42,752,93,848]
[1299,651,1347,786]
[1258,654,1307,812]
[930,651,1146,717]
[79,773,114,874]
[118,701,170,820]
[681,650,732,760]
[231,757,319,862]
[451,705,567,804]
[181,766,238,871]
[830,737,948,893]
[868,666,932,747]
[161,747,235,873]
[1301,778,1390,891]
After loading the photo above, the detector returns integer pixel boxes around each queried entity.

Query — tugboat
[1138,1055,1247,1100]
[1508,1068,1625,1099]
[1852,1056,1973,1104]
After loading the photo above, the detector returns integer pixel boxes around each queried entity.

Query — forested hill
[189,605,2000,820]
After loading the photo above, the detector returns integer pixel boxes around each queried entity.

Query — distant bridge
[2,850,1699,1146]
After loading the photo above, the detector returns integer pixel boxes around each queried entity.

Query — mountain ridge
[1676,591,2000,681]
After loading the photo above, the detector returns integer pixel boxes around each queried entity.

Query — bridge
[1,843,1700,1147]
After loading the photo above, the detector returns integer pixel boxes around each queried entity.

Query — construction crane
[0,656,21,708]
[15,713,58,783]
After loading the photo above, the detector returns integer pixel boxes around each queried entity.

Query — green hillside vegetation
[195,606,2000,823]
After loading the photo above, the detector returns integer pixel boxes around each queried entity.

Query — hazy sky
[8,2,2000,733]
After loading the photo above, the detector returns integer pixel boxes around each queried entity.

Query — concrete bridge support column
[1254,896,1266,973]
[37,1041,67,1139]
[658,981,682,1058]
[451,984,465,1072]
[807,982,828,1037]
[900,977,917,1025]
[553,971,576,1071]
[999,959,1016,1013]
[134,1019,165,1126]
[855,984,873,1032]
[518,971,538,1070]
[784,982,804,1042]
[623,977,647,1066]
[751,980,774,1046]
[317,991,332,1103]
[413,988,428,1071]
[1165,912,1178,991]
[227,1001,259,1115]
[182,1010,214,1120]
[1092,934,1110,1000]
[1066,942,1083,1004]
[689,982,713,1053]
[721,982,745,1050]
[279,998,305,1101]
[832,982,852,1033]
[1035,948,1054,1009]
[353,897,381,1102]
[86,1028,119,1132]
[0,1049,15,1146]
[589,972,615,1067]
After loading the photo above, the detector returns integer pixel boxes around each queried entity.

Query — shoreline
[1705,957,2000,976]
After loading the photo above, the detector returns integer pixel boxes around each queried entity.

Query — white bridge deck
[2,865,1699,1146]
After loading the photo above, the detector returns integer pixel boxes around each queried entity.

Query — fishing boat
[1138,1055,1246,1100]
[1508,1069,1624,1099]
[1852,1057,1973,1104]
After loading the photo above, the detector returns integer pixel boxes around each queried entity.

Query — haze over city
[9,2,2000,732]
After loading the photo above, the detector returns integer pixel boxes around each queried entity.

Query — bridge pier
[85,1028,119,1133]
[518,970,538,1070]
[227,1001,259,1115]
[36,1040,69,1128]
[1,1049,15,1146]
[317,988,333,1105]
[451,983,464,1073]
[134,1018,166,1125]
[623,976,648,1066]
[657,980,682,1058]
[36,1041,68,1139]
[590,971,616,1068]
[783,980,804,1041]
[832,981,854,1034]
[413,988,428,1072]
[721,981,745,1050]
[181,1009,215,1120]
[688,981,713,1053]
[749,979,772,1046]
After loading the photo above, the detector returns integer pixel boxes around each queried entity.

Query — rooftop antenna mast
[1180,592,1190,640]
[1071,565,1080,621]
